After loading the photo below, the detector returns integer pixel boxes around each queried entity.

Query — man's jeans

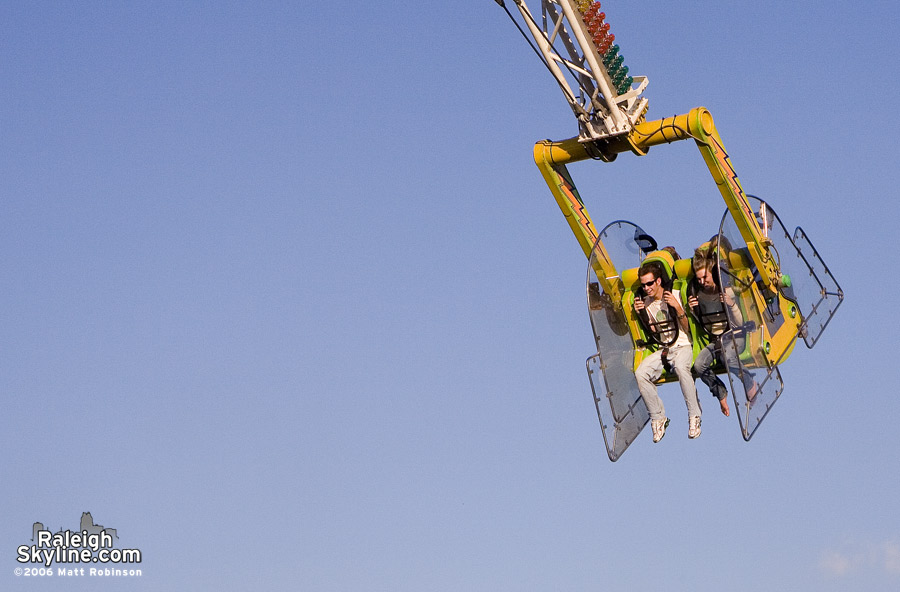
[635,344,701,421]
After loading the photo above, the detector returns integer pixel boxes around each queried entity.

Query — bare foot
[747,381,760,409]
[719,397,730,417]
[747,381,759,401]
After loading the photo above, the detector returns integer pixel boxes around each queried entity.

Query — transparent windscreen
[587,352,647,462]
[719,331,784,440]
[594,220,658,272]
[791,227,843,346]
[717,201,785,440]
[586,223,653,461]
[759,203,844,348]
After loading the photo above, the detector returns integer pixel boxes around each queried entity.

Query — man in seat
[634,259,702,442]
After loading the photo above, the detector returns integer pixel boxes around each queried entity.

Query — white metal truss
[510,0,648,142]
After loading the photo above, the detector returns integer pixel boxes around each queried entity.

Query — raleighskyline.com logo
[16,512,142,568]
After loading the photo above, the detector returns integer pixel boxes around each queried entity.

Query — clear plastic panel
[587,352,647,462]
[717,201,784,440]
[720,331,784,441]
[751,197,843,349]
[586,222,655,461]
[586,293,649,461]
[595,220,658,272]
[790,227,844,347]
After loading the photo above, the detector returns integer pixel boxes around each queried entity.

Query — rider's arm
[723,287,743,325]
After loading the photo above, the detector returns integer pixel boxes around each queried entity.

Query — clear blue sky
[2,1,897,590]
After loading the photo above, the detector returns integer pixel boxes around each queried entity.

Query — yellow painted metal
[533,139,596,257]
[533,140,624,309]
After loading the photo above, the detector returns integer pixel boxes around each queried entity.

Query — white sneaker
[688,415,702,439]
[651,418,669,443]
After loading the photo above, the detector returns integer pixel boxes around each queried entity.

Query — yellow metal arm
[533,107,781,299]
[533,139,624,308]
[631,109,779,290]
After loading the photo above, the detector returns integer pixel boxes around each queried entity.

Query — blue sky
[2,1,897,590]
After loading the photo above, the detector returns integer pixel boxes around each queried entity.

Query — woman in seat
[688,245,757,416]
